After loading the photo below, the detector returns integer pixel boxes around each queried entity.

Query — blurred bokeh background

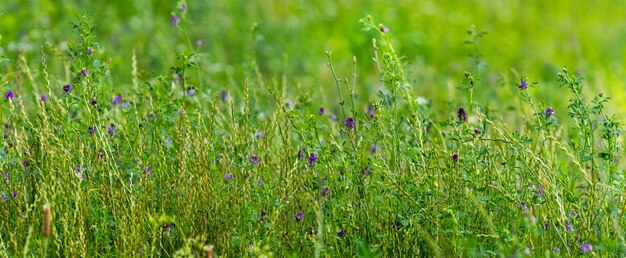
[1,0,625,116]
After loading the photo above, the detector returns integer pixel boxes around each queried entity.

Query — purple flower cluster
[307,153,318,166]
[294,212,304,221]
[249,155,259,164]
[344,117,355,130]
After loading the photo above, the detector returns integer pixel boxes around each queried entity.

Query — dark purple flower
[186,88,196,97]
[319,107,325,115]
[344,117,355,130]
[22,160,29,167]
[87,49,93,55]
[249,155,259,164]
[88,126,95,134]
[536,185,544,196]
[5,91,14,100]
[149,113,157,121]
[362,167,371,176]
[224,173,233,179]
[12,190,17,198]
[369,113,375,119]
[544,107,554,117]
[452,154,459,163]
[321,187,329,196]
[107,124,117,137]
[255,131,263,139]
[553,247,560,253]
[297,150,305,160]
[307,153,318,166]
[257,179,263,186]
[569,211,577,218]
[195,39,202,47]
[112,95,122,105]
[565,221,573,231]
[379,26,390,33]
[581,242,592,253]
[164,139,172,146]
[63,84,73,93]
[97,152,104,160]
[40,94,48,102]
[2,195,6,202]
[171,15,180,26]
[294,212,304,221]
[81,69,90,76]
[474,128,481,135]
[259,210,267,221]
[518,79,528,90]
[370,145,377,153]
[181,4,187,13]
[163,224,172,231]
[220,91,229,102]
[143,166,152,177]
[457,107,467,122]
[543,221,549,230]
[90,98,97,106]
[338,228,346,237]
[518,202,528,210]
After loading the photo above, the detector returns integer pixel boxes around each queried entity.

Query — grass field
[1,0,626,257]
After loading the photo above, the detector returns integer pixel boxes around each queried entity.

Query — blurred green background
[1,0,625,115]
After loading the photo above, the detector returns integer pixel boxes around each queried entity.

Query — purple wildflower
[565,221,573,231]
[181,4,187,13]
[90,98,97,106]
[457,107,467,122]
[257,179,263,186]
[40,94,48,102]
[163,224,171,231]
[22,160,29,167]
[186,88,196,97]
[87,49,93,55]
[331,113,337,121]
[2,195,6,202]
[543,221,549,230]
[474,128,481,135]
[12,190,17,198]
[379,26,390,33]
[255,131,263,139]
[195,39,202,47]
[553,247,560,253]
[344,117,355,130]
[524,248,531,256]
[224,173,233,179]
[338,228,346,237]
[63,84,73,93]
[220,91,229,102]
[259,210,267,221]
[88,126,95,134]
[321,187,329,196]
[518,202,528,210]
[518,79,528,90]
[544,107,555,117]
[370,145,377,153]
[107,124,117,137]
[569,211,578,218]
[171,15,180,26]
[122,102,130,109]
[297,150,305,159]
[362,167,371,176]
[536,185,544,196]
[143,166,152,177]
[581,242,592,253]
[164,139,172,146]
[5,91,14,100]
[294,212,304,221]
[112,95,122,105]
[319,107,325,115]
[249,155,259,164]
[307,153,318,166]
[452,154,459,163]
[369,113,375,119]
[81,69,90,76]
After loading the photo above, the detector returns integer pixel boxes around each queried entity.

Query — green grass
[1,1,626,257]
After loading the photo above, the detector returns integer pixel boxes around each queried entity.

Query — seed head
[43,204,51,238]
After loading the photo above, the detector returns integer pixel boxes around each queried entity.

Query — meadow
[1,0,626,257]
